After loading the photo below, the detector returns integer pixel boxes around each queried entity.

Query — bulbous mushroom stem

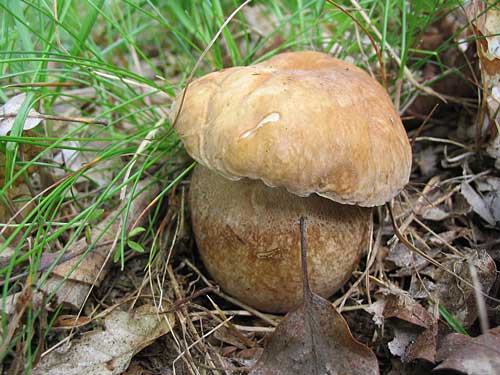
[189,165,372,313]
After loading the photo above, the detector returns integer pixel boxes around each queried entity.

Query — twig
[160,286,219,315]
[0,113,107,125]
[3,82,80,88]
[410,104,440,147]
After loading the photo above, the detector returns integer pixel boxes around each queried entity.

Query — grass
[0,0,473,372]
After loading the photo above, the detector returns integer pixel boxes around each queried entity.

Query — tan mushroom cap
[173,51,412,207]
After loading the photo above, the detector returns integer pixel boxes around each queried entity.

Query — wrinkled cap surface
[173,51,412,207]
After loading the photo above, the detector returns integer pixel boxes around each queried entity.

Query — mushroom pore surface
[190,165,371,313]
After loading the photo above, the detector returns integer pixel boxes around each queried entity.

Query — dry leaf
[32,305,174,375]
[431,249,497,328]
[0,93,42,135]
[51,138,117,187]
[405,321,438,363]
[407,11,475,118]
[461,181,496,225]
[250,218,379,375]
[435,327,500,374]
[385,244,436,277]
[408,275,436,300]
[242,4,286,56]
[388,328,418,360]
[477,177,500,223]
[214,326,251,350]
[383,294,434,329]
[420,206,449,221]
[364,299,386,327]
[377,291,438,363]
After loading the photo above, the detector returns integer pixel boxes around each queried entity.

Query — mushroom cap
[190,165,371,313]
[173,51,412,207]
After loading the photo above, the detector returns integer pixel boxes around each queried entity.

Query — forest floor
[1,1,500,374]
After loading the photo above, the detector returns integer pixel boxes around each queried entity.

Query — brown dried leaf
[214,326,250,350]
[242,4,286,57]
[420,206,449,221]
[32,305,174,375]
[408,275,436,300]
[435,327,500,374]
[250,218,379,375]
[56,180,158,284]
[383,294,434,329]
[251,293,379,375]
[431,249,497,328]
[376,291,438,363]
[466,1,500,76]
[406,322,438,363]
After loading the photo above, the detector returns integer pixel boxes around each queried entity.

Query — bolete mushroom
[173,51,412,313]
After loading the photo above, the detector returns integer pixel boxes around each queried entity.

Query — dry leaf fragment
[420,206,449,221]
[383,294,434,329]
[388,328,418,360]
[431,249,497,328]
[435,327,500,374]
[477,177,500,223]
[461,181,496,225]
[405,321,438,363]
[385,244,437,277]
[32,305,174,375]
[250,218,379,375]
[377,292,438,363]
[0,93,42,135]
[364,299,386,327]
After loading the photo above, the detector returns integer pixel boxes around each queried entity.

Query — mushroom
[173,51,412,313]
